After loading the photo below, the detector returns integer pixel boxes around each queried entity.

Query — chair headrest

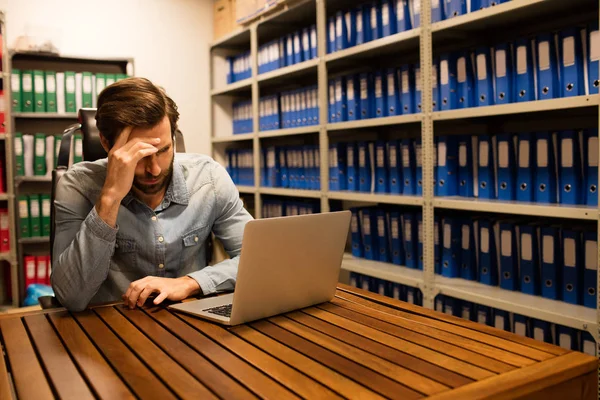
[78,108,108,162]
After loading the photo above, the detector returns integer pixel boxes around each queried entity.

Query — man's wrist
[184,276,202,296]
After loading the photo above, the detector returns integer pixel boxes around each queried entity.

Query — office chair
[42,108,191,309]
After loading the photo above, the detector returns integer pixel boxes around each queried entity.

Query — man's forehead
[127,116,171,141]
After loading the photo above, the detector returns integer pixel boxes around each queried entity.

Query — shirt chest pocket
[179,225,210,268]
[111,237,137,271]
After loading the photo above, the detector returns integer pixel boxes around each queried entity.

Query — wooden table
[0,284,597,399]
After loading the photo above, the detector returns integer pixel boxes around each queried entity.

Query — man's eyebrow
[157,143,171,153]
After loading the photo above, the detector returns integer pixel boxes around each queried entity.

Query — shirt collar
[121,158,189,207]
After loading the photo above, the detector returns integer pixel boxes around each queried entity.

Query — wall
[0,0,213,155]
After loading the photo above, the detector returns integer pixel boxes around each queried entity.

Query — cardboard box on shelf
[214,0,238,41]
[236,0,284,24]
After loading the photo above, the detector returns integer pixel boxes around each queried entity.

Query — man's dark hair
[95,77,180,147]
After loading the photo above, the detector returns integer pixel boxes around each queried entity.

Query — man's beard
[133,155,174,195]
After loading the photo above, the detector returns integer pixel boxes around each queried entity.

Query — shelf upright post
[317,0,329,213]
[420,0,435,309]
[250,23,262,218]
[0,12,18,307]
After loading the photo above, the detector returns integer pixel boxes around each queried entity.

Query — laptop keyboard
[203,304,232,318]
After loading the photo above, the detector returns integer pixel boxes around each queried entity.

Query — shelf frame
[211,0,600,360]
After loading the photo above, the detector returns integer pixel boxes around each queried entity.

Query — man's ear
[99,132,110,153]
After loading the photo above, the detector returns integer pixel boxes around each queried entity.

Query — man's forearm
[52,207,118,311]
[95,191,122,228]
[187,256,240,295]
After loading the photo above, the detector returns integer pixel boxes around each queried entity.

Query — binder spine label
[564,238,575,267]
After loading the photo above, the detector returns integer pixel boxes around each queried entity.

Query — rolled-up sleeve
[187,162,252,294]
[51,169,118,311]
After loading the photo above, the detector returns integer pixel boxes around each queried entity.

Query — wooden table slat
[95,306,218,400]
[321,302,516,374]
[426,352,597,400]
[74,310,177,400]
[272,313,449,397]
[299,305,495,380]
[230,324,385,400]
[0,322,14,400]
[251,319,420,400]
[336,288,560,360]
[117,306,258,400]
[23,314,95,400]
[177,312,341,400]
[142,306,299,399]
[329,298,538,367]
[272,313,452,396]
[288,310,474,388]
[0,318,54,399]
[48,311,135,400]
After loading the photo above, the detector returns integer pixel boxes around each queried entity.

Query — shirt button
[151,216,157,221]
[194,236,199,243]
[158,263,164,269]
[158,236,164,243]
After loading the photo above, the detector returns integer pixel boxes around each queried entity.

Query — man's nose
[145,154,161,176]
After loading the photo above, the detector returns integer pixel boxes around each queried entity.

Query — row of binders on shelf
[350,206,598,309]
[258,24,318,75]
[436,293,596,354]
[435,294,596,355]
[329,130,599,206]
[23,254,51,289]
[225,148,254,186]
[0,209,10,252]
[447,131,599,205]
[328,67,422,122]
[233,101,253,134]
[349,272,423,306]
[350,273,596,355]
[18,195,51,238]
[330,140,419,194]
[261,198,320,218]
[14,133,79,177]
[259,85,319,131]
[11,70,129,113]
[435,24,599,109]
[327,22,599,121]
[350,206,423,269]
[226,52,252,84]
[261,145,321,190]
[434,216,597,309]
[328,0,515,56]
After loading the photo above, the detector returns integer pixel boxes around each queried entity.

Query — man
[52,77,252,312]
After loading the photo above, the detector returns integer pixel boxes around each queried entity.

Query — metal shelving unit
[212,133,254,143]
[0,12,19,308]
[326,113,422,131]
[210,0,600,364]
[258,126,319,138]
[434,198,599,221]
[341,253,424,290]
[210,78,253,97]
[259,187,322,199]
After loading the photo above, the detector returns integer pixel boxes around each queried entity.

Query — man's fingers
[118,137,160,154]
[153,291,169,305]
[132,146,158,164]
[137,286,158,307]
[113,126,133,150]
[127,279,151,309]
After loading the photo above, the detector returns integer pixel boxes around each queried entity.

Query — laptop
[168,211,351,325]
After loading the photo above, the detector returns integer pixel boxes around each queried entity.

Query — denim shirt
[51,153,253,311]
